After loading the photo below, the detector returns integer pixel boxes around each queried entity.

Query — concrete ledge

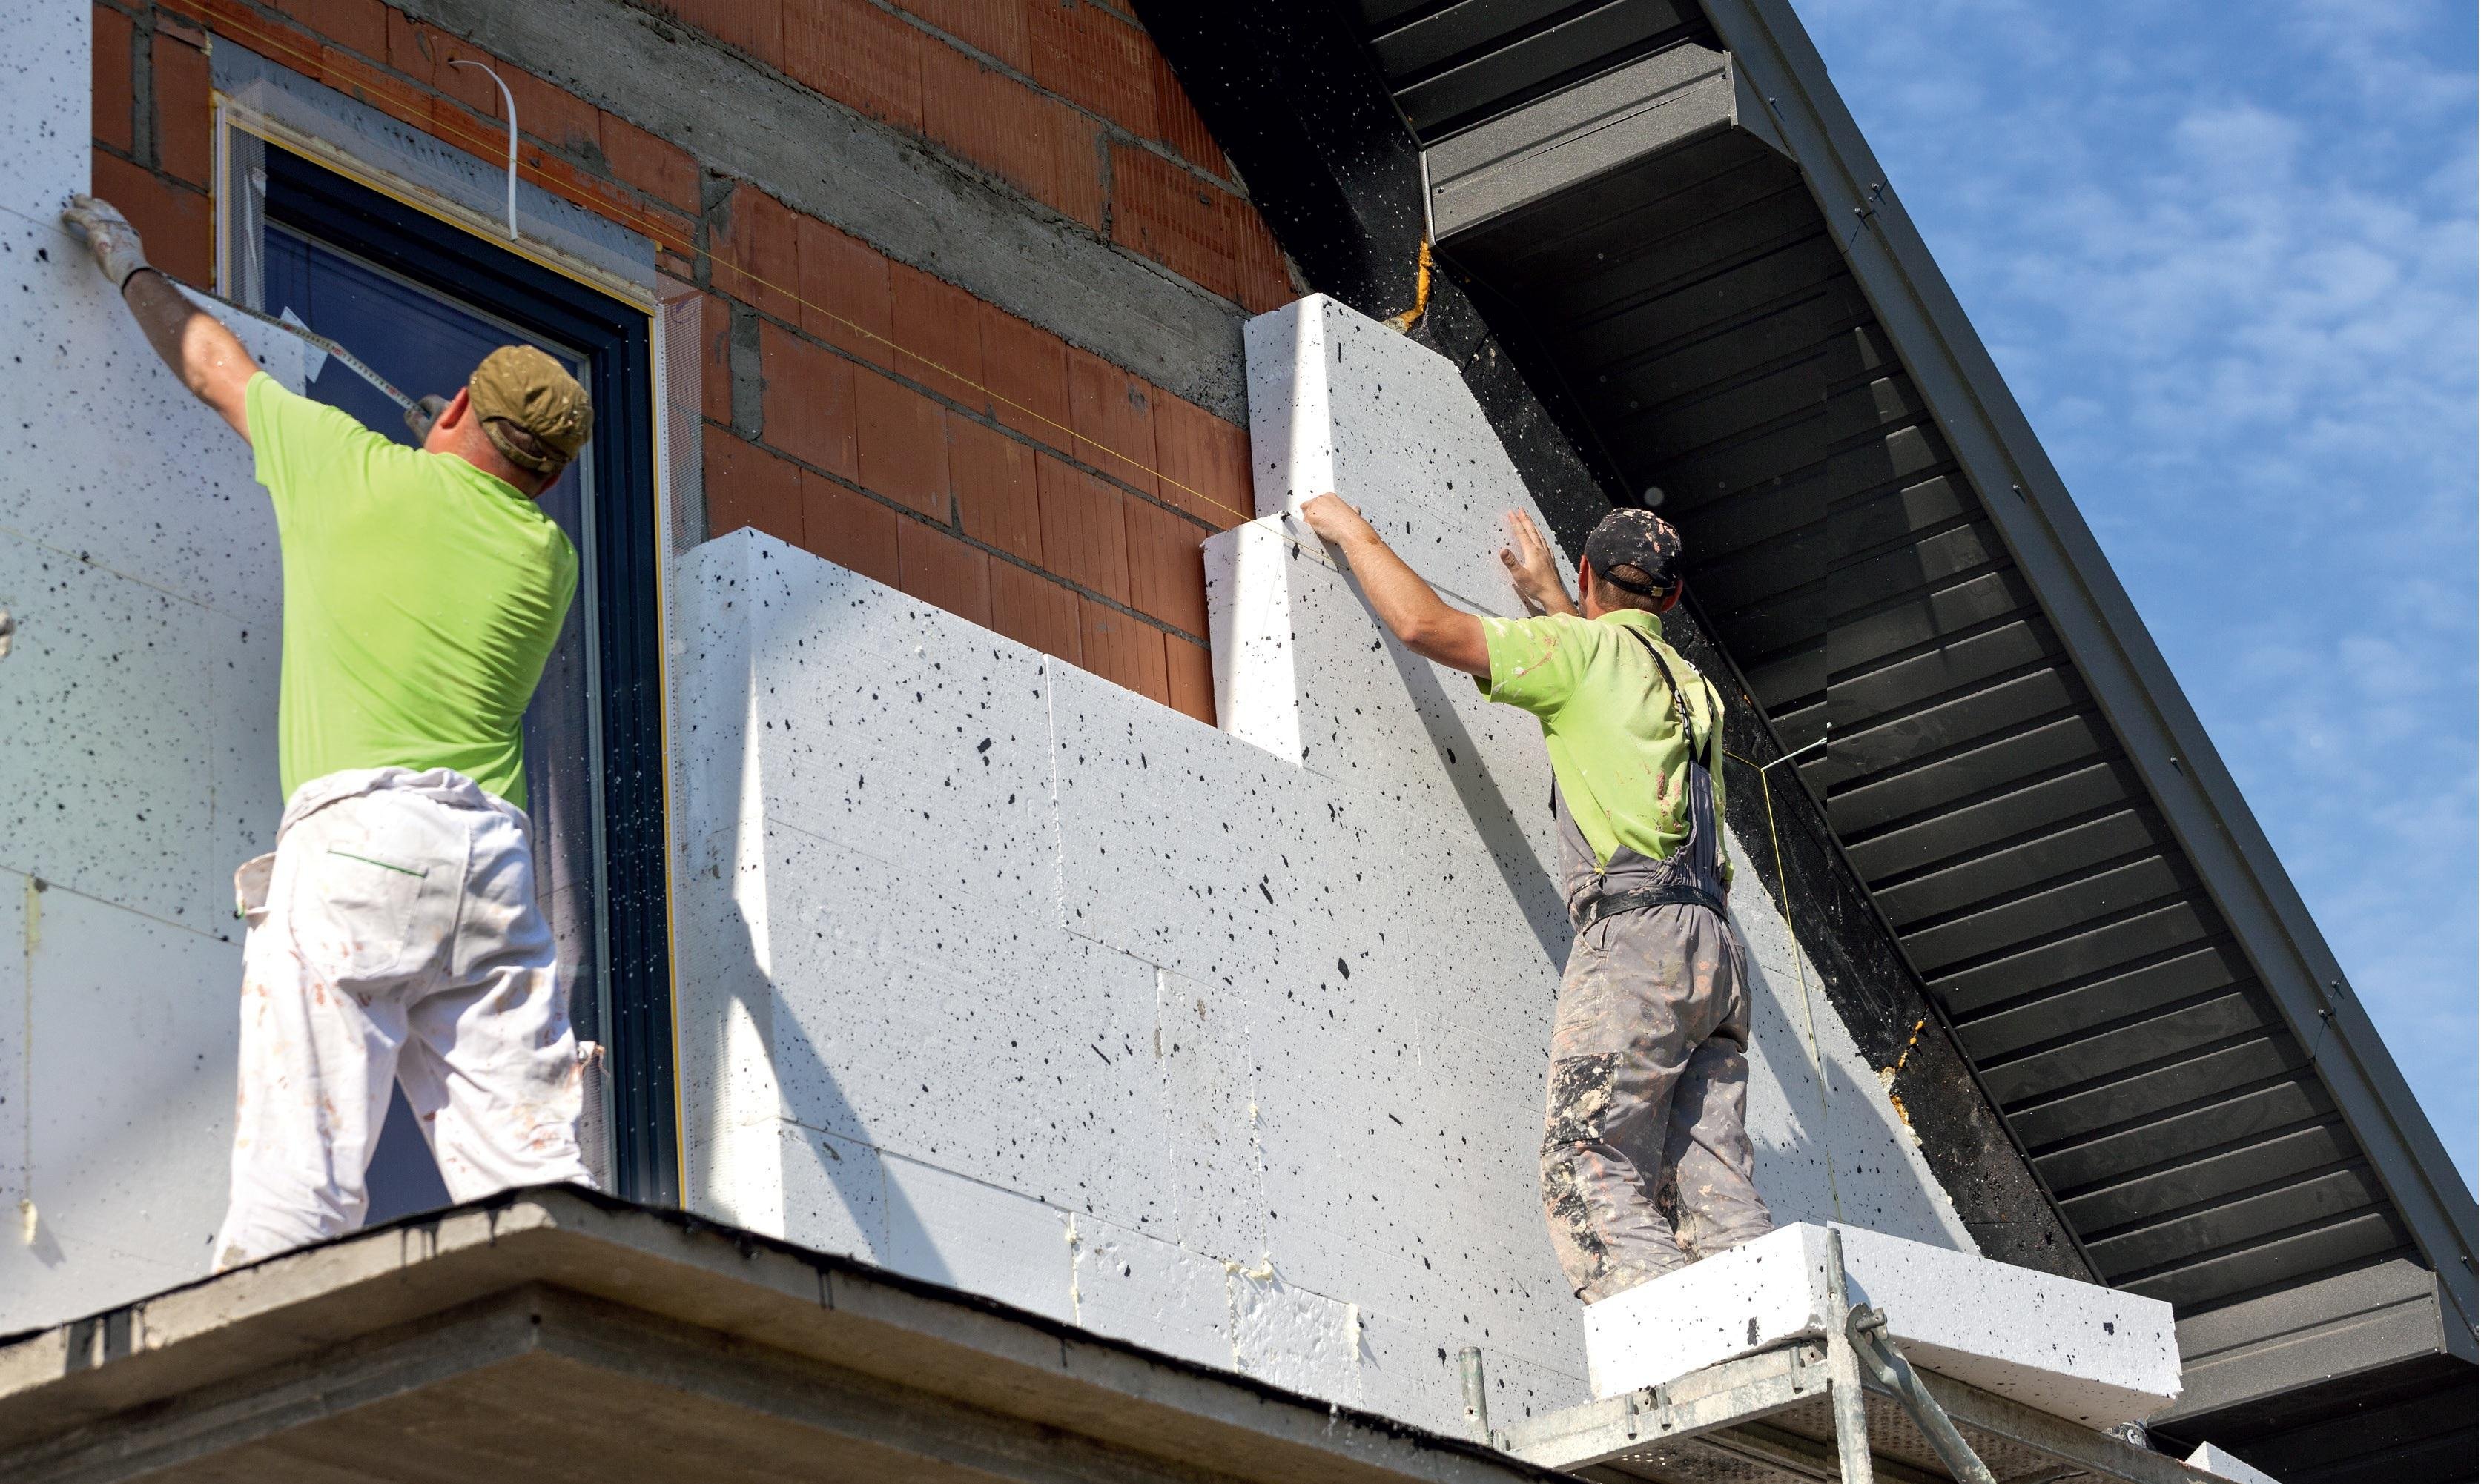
[397,0,1249,418]
[0,1188,1559,1484]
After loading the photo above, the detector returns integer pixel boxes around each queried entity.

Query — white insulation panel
[0,3,293,1333]
[677,293,1996,1438]
[1584,1222,2179,1426]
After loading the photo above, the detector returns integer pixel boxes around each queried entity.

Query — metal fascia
[1694,0,2477,1334]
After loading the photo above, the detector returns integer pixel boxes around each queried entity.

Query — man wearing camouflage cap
[1301,492,1773,1303]
[64,196,598,1271]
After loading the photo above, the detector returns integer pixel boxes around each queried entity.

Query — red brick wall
[90,4,214,283]
[90,0,1288,723]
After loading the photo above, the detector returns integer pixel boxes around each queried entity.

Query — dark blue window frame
[262,142,678,1205]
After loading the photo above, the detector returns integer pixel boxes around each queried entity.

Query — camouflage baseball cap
[1581,506,1684,596]
[468,345,592,474]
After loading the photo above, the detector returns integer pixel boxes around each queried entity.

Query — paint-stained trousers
[212,768,594,1272]
[1541,902,1773,1302]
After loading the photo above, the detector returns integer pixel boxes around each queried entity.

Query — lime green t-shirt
[1476,608,1729,875]
[247,374,578,808]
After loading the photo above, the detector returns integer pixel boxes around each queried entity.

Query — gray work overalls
[1537,633,1776,1302]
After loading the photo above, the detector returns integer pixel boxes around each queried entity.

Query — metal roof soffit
[2155,1257,2472,1425]
[1424,40,1788,242]
[1690,0,2477,1335]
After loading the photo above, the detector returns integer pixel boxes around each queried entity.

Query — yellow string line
[214,11,1262,529]
[1725,746,1846,1222]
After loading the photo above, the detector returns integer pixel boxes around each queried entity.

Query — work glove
[59,194,149,289]
[404,394,449,444]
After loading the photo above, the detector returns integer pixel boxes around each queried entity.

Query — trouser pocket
[1543,1052,1619,1148]
[283,795,463,987]
[233,852,276,929]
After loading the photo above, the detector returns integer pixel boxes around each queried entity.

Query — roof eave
[1692,0,2477,1336]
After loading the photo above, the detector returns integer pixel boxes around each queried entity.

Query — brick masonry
[90,0,1286,723]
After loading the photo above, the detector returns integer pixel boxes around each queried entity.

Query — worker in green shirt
[1300,492,1774,1303]
[65,196,598,1271]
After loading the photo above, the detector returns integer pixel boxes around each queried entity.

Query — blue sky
[1794,0,2478,1186]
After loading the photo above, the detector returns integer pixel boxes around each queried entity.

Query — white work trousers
[212,767,593,1271]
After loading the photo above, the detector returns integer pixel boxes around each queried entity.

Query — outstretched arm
[121,271,257,440]
[62,196,256,441]
[1298,493,1490,677]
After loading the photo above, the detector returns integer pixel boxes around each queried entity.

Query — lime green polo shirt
[247,374,577,808]
[1477,609,1730,876]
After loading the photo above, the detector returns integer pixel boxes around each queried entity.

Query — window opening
[239,137,676,1211]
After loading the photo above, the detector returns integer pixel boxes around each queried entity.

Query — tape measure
[162,271,416,414]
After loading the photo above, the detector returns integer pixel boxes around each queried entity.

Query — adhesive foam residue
[1878,1016,1929,1142]
[1877,1065,1917,1141]
[1066,1216,1083,1321]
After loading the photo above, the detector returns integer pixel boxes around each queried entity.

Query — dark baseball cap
[1582,506,1684,596]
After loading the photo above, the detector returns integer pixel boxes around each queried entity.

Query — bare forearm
[1333,528,1447,637]
[122,269,256,440]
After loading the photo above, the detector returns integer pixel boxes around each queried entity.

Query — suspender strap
[1567,626,1734,929]
[1620,626,1729,875]
[1621,627,1717,771]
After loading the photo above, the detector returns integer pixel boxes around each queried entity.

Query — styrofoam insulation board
[740,574,1060,924]
[673,524,1972,1419]
[1071,1212,1235,1370]
[1205,295,1972,1251]
[0,884,244,1325]
[670,290,2010,1433]
[1243,295,1578,612]
[1152,967,1269,1262]
[2187,1442,2282,1484]
[0,1,83,230]
[3,122,302,929]
[0,874,25,1219]
[0,1,300,1335]
[675,535,1583,1396]
[2,225,301,641]
[1584,1222,2180,1426]
[761,822,1172,1231]
[681,537,1573,1358]
[747,1117,1082,1325]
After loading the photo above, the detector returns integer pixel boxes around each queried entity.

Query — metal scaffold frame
[1476,1233,2212,1484]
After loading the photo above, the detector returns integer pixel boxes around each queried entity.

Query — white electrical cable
[448,59,520,240]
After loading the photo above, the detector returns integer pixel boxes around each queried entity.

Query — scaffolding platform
[1502,1339,2213,1484]
[1490,1228,2213,1484]
[1488,1350,2213,1484]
